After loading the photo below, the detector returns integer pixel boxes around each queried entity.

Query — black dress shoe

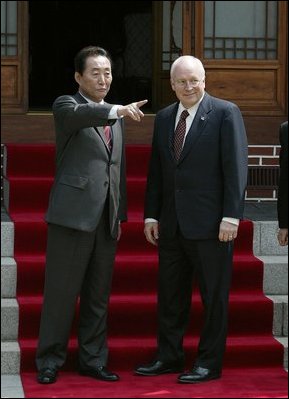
[79,366,119,382]
[135,360,184,376]
[37,367,58,384]
[178,366,221,384]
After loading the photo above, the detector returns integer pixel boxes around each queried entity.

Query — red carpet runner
[6,144,288,398]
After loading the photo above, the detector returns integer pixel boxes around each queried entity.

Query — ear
[74,72,81,85]
[170,78,176,92]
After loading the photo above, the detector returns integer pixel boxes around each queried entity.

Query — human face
[74,55,112,103]
[171,59,205,108]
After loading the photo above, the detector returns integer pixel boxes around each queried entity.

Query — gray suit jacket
[46,92,127,237]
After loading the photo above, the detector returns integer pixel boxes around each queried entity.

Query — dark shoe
[178,366,221,384]
[135,360,184,376]
[79,366,119,382]
[37,367,58,384]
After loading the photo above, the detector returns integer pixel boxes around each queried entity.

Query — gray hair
[170,56,205,79]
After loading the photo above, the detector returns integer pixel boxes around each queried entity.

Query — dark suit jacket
[145,92,248,240]
[277,121,288,228]
[46,92,127,237]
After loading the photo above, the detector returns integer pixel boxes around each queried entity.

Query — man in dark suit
[277,121,288,246]
[135,56,248,383]
[36,46,147,384]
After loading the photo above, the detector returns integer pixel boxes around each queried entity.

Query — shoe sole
[79,370,119,382]
[178,374,221,384]
[135,368,184,376]
[37,377,57,384]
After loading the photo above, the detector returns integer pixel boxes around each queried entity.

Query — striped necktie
[173,110,189,161]
[104,125,112,151]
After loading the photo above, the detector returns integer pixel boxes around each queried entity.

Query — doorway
[29,1,152,110]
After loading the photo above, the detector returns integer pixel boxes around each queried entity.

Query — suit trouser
[157,232,233,371]
[36,206,117,371]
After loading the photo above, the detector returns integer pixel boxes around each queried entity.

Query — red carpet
[6,144,288,398]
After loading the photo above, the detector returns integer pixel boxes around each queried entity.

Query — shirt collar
[178,92,205,116]
[78,91,104,104]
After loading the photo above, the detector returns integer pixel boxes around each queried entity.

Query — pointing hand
[117,100,148,121]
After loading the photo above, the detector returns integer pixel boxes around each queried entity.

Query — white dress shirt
[78,91,121,119]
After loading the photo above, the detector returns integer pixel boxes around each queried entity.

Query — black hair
[74,46,112,75]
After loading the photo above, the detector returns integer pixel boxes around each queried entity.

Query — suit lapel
[95,126,112,153]
[110,121,121,161]
[73,91,117,156]
[168,104,179,162]
[73,91,87,104]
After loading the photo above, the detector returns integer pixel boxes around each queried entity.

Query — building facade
[1,1,288,200]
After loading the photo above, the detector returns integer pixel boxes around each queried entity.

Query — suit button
[104,181,109,187]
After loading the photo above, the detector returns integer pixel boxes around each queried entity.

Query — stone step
[1,213,14,257]
[266,295,288,336]
[253,221,288,256]
[1,375,24,398]
[1,257,17,298]
[259,256,288,295]
[274,336,288,370]
[1,299,19,341]
[1,341,20,374]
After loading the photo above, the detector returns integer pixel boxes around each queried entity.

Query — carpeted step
[6,144,56,177]
[6,144,152,178]
[10,215,255,257]
[8,177,53,213]
[17,293,275,340]
[18,368,289,399]
[8,176,147,214]
[19,335,285,372]
[15,253,264,296]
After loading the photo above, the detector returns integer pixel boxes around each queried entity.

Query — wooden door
[1,1,28,114]
[152,0,287,123]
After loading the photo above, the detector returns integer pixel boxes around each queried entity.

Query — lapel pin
[201,116,205,121]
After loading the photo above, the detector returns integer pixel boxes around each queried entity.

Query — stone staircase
[1,208,19,373]
[253,220,288,369]
[0,146,288,397]
[1,145,24,397]
[1,208,24,397]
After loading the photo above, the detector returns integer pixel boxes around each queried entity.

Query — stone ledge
[266,295,288,337]
[1,299,19,341]
[274,336,288,370]
[1,257,17,298]
[253,221,288,256]
[1,342,20,374]
[1,221,14,257]
[259,256,288,295]
[1,374,24,398]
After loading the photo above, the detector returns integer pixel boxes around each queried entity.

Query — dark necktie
[104,125,112,151]
[174,110,189,161]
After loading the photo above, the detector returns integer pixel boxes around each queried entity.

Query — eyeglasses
[174,79,204,88]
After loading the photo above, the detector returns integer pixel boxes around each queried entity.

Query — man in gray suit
[135,56,248,383]
[36,46,147,384]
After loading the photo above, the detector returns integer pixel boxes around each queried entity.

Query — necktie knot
[180,109,189,121]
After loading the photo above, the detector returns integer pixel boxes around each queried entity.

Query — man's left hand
[218,221,238,242]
